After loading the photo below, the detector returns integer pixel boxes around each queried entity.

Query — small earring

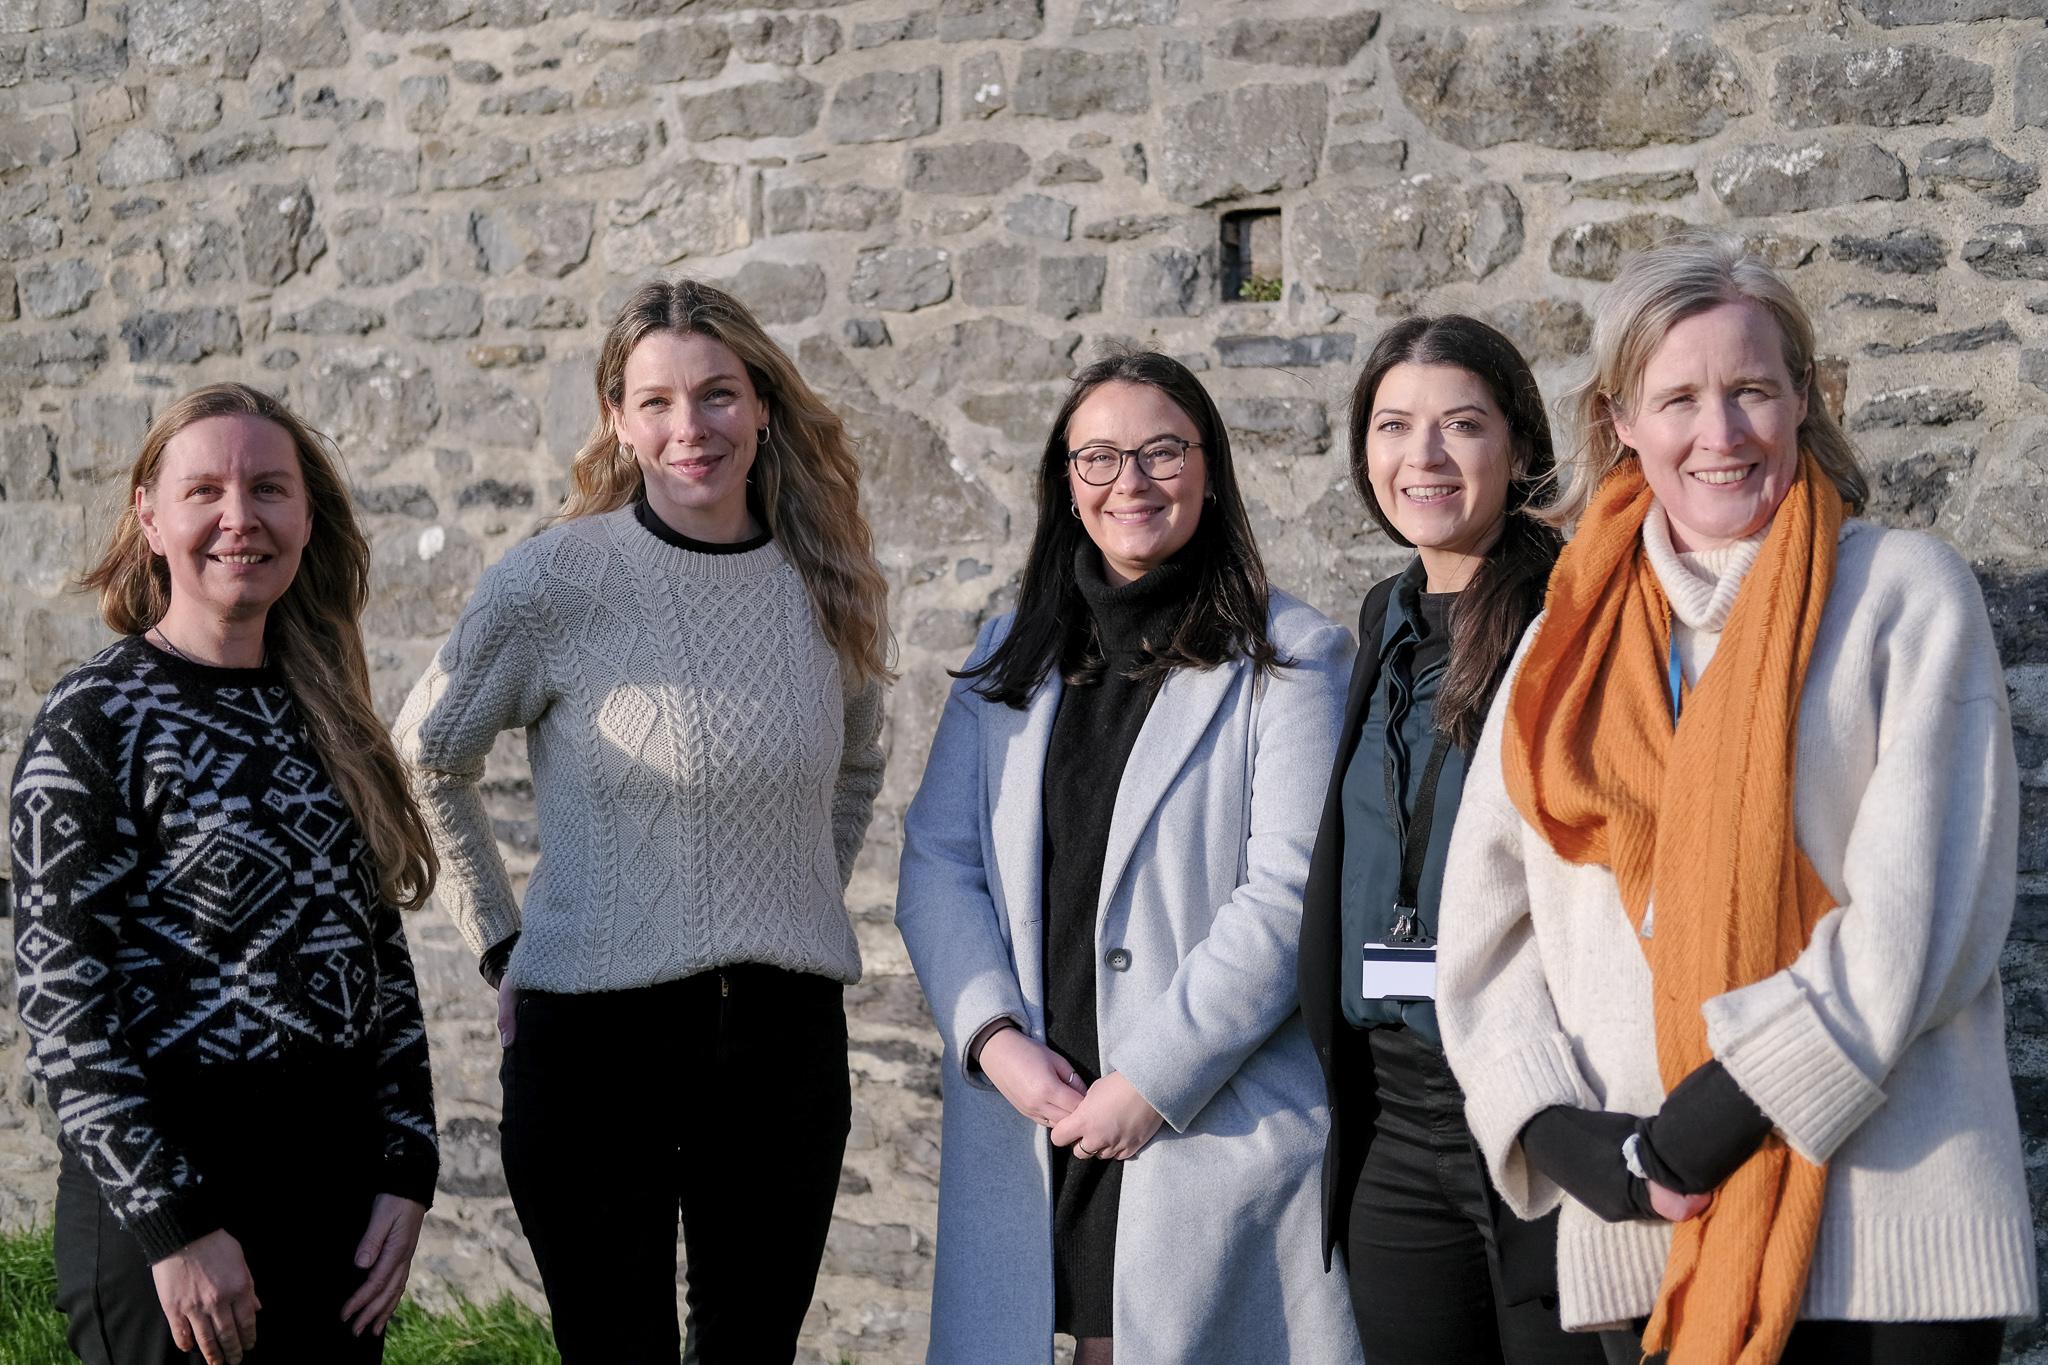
[1068,499,1080,519]
[618,440,635,461]
[758,424,770,445]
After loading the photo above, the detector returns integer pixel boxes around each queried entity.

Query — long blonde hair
[556,277,894,687]
[1549,229,1867,530]
[82,383,438,912]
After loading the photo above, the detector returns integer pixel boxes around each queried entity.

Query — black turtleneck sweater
[1040,546,1191,1336]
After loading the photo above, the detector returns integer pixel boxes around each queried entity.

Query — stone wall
[2,0,2045,1360]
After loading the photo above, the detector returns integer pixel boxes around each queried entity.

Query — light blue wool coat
[896,591,1364,1365]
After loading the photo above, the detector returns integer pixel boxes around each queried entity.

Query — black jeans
[1598,1317,2007,1365]
[500,965,851,1365]
[1346,1026,1604,1365]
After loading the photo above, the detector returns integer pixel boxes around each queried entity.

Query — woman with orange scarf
[1436,231,2035,1365]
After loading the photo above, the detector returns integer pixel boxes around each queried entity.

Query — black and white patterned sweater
[10,636,437,1261]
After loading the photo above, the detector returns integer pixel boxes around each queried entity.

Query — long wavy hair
[959,350,1282,708]
[1350,316,1563,749]
[554,277,893,687]
[1550,228,1867,529]
[82,383,438,911]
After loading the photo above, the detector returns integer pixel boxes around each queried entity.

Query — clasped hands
[979,1028,1165,1161]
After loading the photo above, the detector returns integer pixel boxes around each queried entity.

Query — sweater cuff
[128,1186,226,1265]
[965,1016,1022,1079]
[479,933,519,990]
[1459,1030,1600,1219]
[1702,971,1886,1166]
[379,1153,440,1210]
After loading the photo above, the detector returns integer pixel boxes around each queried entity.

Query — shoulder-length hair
[958,350,1281,709]
[1550,228,1867,529]
[81,382,438,911]
[1349,316,1563,749]
[555,277,893,688]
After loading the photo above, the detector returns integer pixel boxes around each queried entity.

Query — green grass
[0,1224,560,1365]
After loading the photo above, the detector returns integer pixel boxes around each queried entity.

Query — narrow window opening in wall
[1221,208,1284,303]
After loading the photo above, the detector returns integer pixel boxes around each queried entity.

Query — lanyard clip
[1389,907,1419,942]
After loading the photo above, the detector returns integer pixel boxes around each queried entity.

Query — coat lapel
[984,673,1062,1014]
[1094,659,1243,916]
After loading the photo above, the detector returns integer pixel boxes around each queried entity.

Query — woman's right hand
[497,984,517,1047]
[979,1029,1089,1128]
[151,1228,260,1365]
[1647,1180,1711,1223]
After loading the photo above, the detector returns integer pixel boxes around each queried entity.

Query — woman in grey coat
[896,352,1363,1365]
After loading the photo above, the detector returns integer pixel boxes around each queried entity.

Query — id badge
[1362,942,1437,1001]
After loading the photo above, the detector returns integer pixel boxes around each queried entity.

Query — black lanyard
[1379,638,1451,944]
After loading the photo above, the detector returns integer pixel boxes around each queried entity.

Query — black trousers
[1598,1317,2007,1365]
[500,965,851,1365]
[1346,1026,1604,1365]
[53,1111,383,1365]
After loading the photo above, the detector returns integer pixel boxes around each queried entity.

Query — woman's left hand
[1049,1072,1166,1161]
[341,1194,427,1337]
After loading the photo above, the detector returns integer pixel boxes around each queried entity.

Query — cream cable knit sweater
[395,506,885,994]
[1438,510,2036,1330]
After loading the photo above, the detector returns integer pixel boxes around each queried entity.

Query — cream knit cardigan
[1438,511,2037,1331]
[395,506,885,994]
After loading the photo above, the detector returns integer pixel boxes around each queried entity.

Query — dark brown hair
[1349,316,1562,749]
[959,350,1281,708]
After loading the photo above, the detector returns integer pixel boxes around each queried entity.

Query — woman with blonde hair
[396,277,890,1364]
[12,382,440,1365]
[1437,230,2035,1365]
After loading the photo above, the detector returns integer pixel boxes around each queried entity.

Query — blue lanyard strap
[1667,633,1684,725]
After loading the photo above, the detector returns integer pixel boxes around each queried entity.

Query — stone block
[335,145,419,196]
[263,0,349,67]
[336,229,427,287]
[274,299,383,334]
[1486,298,1593,367]
[1918,139,2040,208]
[0,0,85,30]
[1549,213,1689,282]
[731,14,840,66]
[1849,386,1985,430]
[1388,25,1746,150]
[1011,47,1149,119]
[2022,39,2048,131]
[28,26,125,80]
[1125,246,1209,316]
[1859,0,2047,20]
[1573,170,1696,202]
[905,142,1031,195]
[475,203,593,278]
[425,138,538,193]
[152,80,220,132]
[304,349,440,457]
[1212,11,1378,67]
[603,161,743,272]
[1772,47,1992,128]
[0,216,61,262]
[96,129,181,189]
[1709,142,1906,214]
[960,384,1062,441]
[828,67,943,145]
[399,73,448,132]
[678,78,822,140]
[1004,194,1073,241]
[1082,214,1175,242]
[1961,223,2048,280]
[1158,84,1325,205]
[1745,231,1820,271]
[959,51,1007,120]
[849,246,952,312]
[0,328,105,389]
[238,181,314,288]
[1073,0,1176,30]
[538,123,649,178]
[1328,139,1406,175]
[487,294,585,330]
[17,258,97,318]
[1215,333,1356,368]
[718,260,826,324]
[396,285,482,340]
[1294,179,1524,296]
[131,0,259,74]
[0,269,14,322]
[1831,227,1947,274]
[169,219,238,287]
[850,13,933,48]
[1037,153,1102,185]
[895,318,1079,392]
[839,400,1008,548]
[299,84,382,123]
[477,88,572,117]
[844,318,890,348]
[636,23,729,82]
[936,0,1042,42]
[958,241,1032,307]
[1221,397,1329,459]
[447,380,539,448]
[764,183,901,235]
[185,131,283,176]
[1866,444,1978,529]
[0,423,56,499]
[0,113,77,173]
[63,393,150,481]
[366,524,482,640]
[119,306,240,363]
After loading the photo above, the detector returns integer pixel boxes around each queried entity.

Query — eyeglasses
[1066,435,1199,486]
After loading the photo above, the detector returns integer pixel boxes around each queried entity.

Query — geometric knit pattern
[394,506,884,995]
[10,635,438,1261]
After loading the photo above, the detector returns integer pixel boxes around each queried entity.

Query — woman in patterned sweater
[396,278,891,1364]
[10,383,441,1365]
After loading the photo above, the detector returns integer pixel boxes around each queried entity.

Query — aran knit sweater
[394,506,885,993]
[1438,513,2037,1330]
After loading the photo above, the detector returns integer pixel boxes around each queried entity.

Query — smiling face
[613,329,770,542]
[1611,299,1808,554]
[1064,380,1208,585]
[1365,362,1515,588]
[137,413,312,631]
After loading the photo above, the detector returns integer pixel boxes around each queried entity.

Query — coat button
[1105,947,1131,971]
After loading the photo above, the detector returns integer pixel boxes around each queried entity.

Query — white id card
[1362,943,1437,1001]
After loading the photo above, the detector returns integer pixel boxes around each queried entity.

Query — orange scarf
[1503,454,1842,1365]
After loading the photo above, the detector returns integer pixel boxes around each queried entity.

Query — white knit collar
[1641,503,1767,632]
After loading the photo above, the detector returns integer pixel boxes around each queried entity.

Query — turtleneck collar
[1072,543,1195,662]
[1642,502,1767,633]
